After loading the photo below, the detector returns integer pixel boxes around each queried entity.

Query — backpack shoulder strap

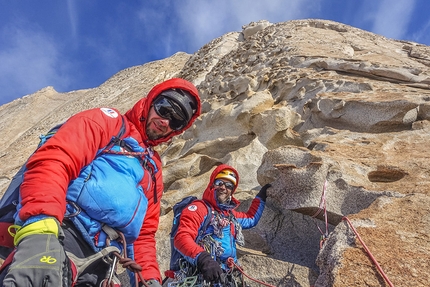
[195,200,213,242]
[116,115,127,139]
[102,115,127,150]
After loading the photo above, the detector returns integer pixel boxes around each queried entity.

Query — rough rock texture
[1,19,430,286]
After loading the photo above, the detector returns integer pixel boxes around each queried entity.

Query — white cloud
[411,19,430,45]
[67,0,79,41]
[136,3,180,58]
[371,0,416,40]
[0,25,71,105]
[175,0,317,53]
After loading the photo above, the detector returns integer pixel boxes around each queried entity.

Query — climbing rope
[342,216,394,287]
[226,257,276,287]
[102,149,149,157]
[102,231,148,287]
[311,179,329,248]
[309,181,394,286]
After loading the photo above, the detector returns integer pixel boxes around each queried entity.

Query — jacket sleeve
[232,196,265,229]
[133,152,163,282]
[19,108,124,224]
[173,201,208,265]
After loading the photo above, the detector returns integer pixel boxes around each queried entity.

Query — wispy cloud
[175,0,317,53]
[0,25,71,105]
[411,18,430,45]
[1,1,428,107]
[67,0,78,42]
[371,0,416,40]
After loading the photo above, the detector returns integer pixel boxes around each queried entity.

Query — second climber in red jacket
[173,164,271,285]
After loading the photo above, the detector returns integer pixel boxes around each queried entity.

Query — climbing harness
[165,254,276,287]
[67,228,149,287]
[101,230,148,287]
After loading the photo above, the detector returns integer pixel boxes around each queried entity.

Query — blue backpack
[169,196,212,271]
[0,118,126,259]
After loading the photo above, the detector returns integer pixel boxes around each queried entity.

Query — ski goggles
[213,179,235,190]
[153,97,188,130]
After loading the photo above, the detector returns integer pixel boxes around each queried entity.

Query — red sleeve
[133,152,163,282]
[19,108,125,223]
[232,197,261,218]
[173,201,207,260]
[231,197,265,229]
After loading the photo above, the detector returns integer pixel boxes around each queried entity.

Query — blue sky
[1,0,429,106]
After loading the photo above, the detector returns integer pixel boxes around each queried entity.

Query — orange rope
[342,216,394,287]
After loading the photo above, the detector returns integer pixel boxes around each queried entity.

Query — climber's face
[146,106,175,140]
[213,179,234,204]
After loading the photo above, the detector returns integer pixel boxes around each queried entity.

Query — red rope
[102,149,148,157]
[342,216,394,287]
[226,257,276,287]
[311,179,329,248]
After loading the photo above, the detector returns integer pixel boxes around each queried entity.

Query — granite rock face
[1,19,429,286]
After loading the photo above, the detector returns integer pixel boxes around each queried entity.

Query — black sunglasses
[213,179,235,190]
[153,97,188,130]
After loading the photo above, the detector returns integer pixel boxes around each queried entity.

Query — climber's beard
[216,188,231,204]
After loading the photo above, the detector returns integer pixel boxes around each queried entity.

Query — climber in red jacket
[172,164,270,285]
[0,78,201,287]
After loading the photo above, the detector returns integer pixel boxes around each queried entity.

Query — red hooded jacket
[173,164,265,265]
[19,78,201,282]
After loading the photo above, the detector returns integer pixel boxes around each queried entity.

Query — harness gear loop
[66,246,121,281]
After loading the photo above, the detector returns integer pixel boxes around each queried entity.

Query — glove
[3,218,72,287]
[144,279,162,287]
[197,251,223,282]
[256,183,271,202]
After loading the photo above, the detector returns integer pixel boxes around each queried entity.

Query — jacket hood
[124,78,201,146]
[202,164,240,211]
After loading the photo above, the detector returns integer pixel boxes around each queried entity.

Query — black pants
[62,220,113,286]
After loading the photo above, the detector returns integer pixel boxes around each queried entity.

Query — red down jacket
[173,164,265,266]
[18,78,201,282]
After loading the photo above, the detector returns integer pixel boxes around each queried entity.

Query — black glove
[3,219,71,287]
[197,251,223,282]
[256,184,271,202]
